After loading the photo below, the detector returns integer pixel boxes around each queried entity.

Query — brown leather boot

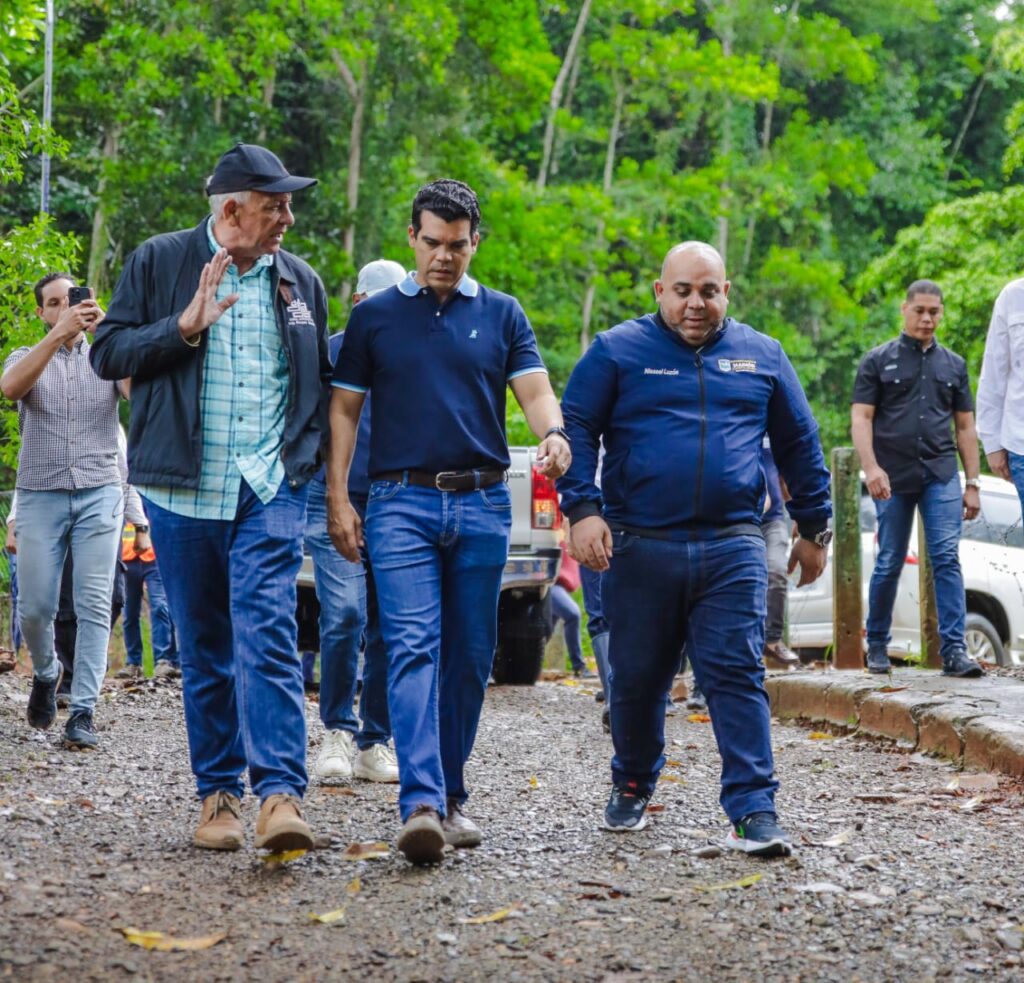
[194,791,244,851]
[253,793,314,852]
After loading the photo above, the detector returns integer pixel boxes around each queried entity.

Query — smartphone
[67,286,91,306]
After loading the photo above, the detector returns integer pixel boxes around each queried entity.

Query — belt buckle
[435,471,459,491]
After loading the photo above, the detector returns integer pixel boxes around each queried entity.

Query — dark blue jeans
[143,480,309,802]
[304,481,389,748]
[867,473,965,660]
[366,478,510,822]
[123,557,178,667]
[603,531,776,822]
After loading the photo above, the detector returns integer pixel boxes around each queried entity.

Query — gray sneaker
[63,710,98,751]
[942,649,985,678]
[866,648,891,674]
[153,661,182,679]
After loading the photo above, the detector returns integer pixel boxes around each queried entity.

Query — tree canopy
[3,0,1024,466]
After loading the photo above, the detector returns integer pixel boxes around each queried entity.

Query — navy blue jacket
[90,220,332,489]
[558,314,831,539]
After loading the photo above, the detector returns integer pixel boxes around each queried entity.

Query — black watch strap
[544,426,571,444]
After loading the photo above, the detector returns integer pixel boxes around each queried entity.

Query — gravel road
[1,669,1022,982]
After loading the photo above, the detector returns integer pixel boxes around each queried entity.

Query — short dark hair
[34,271,76,308]
[905,279,943,303]
[411,179,481,237]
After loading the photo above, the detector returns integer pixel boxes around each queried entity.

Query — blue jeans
[550,583,584,671]
[143,480,309,802]
[867,474,965,660]
[304,481,389,748]
[1008,452,1024,517]
[603,531,776,822]
[123,557,178,667]
[366,478,511,821]
[15,485,123,713]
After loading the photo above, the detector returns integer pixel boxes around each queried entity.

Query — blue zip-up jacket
[90,219,332,489]
[558,314,831,539]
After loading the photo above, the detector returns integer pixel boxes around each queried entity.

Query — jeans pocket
[368,480,402,503]
[479,483,512,511]
[610,529,637,555]
[265,484,309,540]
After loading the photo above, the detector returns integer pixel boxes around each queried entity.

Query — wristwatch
[544,426,572,445]
[805,529,833,548]
[965,478,981,489]
[135,524,150,534]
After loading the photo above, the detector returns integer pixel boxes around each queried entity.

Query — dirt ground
[1,668,1023,982]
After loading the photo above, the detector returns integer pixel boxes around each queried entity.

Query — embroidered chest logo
[285,298,315,327]
[643,368,680,376]
[469,329,479,340]
[720,358,757,373]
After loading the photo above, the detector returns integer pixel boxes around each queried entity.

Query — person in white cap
[306,260,407,786]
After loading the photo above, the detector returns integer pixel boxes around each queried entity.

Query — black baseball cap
[206,143,317,196]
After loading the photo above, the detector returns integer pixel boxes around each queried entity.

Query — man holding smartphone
[1,274,125,750]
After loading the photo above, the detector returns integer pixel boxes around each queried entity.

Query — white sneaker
[353,742,399,783]
[315,729,356,784]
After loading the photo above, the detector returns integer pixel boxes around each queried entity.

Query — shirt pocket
[934,367,960,411]
[878,364,912,398]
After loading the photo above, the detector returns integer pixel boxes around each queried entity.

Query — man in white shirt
[977,279,1024,511]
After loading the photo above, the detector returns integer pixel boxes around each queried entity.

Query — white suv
[787,474,1024,667]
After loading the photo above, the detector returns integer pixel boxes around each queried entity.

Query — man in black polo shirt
[851,279,984,677]
[328,179,571,864]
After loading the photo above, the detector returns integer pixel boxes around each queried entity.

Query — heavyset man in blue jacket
[558,241,832,856]
[91,144,333,854]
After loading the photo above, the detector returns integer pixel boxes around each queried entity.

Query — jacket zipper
[275,277,297,475]
[694,350,706,520]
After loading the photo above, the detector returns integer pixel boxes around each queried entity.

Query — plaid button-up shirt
[4,337,121,491]
[138,219,288,520]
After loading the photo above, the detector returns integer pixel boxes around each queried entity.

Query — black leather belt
[375,469,507,492]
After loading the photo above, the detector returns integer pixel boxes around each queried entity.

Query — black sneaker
[63,710,98,751]
[685,683,707,711]
[27,666,63,730]
[725,812,792,858]
[603,782,651,832]
[866,648,891,674]
[942,649,985,678]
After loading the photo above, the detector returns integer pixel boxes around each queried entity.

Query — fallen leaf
[647,804,666,814]
[320,786,357,797]
[346,877,361,895]
[808,732,834,740]
[805,829,854,848]
[693,873,763,892]
[309,907,346,925]
[945,776,960,791]
[261,849,308,865]
[122,927,226,951]
[459,906,518,925]
[687,713,711,724]
[561,678,580,688]
[659,774,684,784]
[877,686,908,693]
[665,759,682,768]
[853,793,900,804]
[528,776,540,788]
[340,841,389,861]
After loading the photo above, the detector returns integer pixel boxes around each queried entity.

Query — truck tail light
[531,466,562,530]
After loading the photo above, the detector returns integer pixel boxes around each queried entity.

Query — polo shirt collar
[205,217,273,277]
[397,271,479,298]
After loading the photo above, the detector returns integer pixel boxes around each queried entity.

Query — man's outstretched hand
[787,537,827,587]
[177,248,239,341]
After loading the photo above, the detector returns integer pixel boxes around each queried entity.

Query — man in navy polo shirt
[559,241,831,857]
[328,179,571,864]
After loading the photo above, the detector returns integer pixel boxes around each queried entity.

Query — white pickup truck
[295,447,563,685]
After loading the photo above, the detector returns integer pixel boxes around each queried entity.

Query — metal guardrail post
[917,519,942,669]
[831,447,863,669]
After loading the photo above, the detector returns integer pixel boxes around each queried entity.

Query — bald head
[654,241,730,347]
[660,241,726,282]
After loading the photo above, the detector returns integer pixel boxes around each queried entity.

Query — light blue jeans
[15,484,124,713]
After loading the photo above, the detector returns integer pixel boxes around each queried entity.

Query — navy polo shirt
[332,273,547,475]
[313,332,371,500]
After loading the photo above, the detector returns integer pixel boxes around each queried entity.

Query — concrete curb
[768,670,1024,778]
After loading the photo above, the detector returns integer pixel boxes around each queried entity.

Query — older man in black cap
[91,144,332,853]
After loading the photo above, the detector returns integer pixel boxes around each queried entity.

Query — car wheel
[964,612,1006,668]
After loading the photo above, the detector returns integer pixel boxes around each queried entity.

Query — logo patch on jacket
[720,358,757,373]
[286,298,315,327]
[644,367,680,376]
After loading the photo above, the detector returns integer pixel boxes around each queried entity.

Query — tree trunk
[257,73,276,143]
[87,124,119,296]
[580,79,625,352]
[944,49,994,184]
[538,0,592,190]
[550,36,583,180]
